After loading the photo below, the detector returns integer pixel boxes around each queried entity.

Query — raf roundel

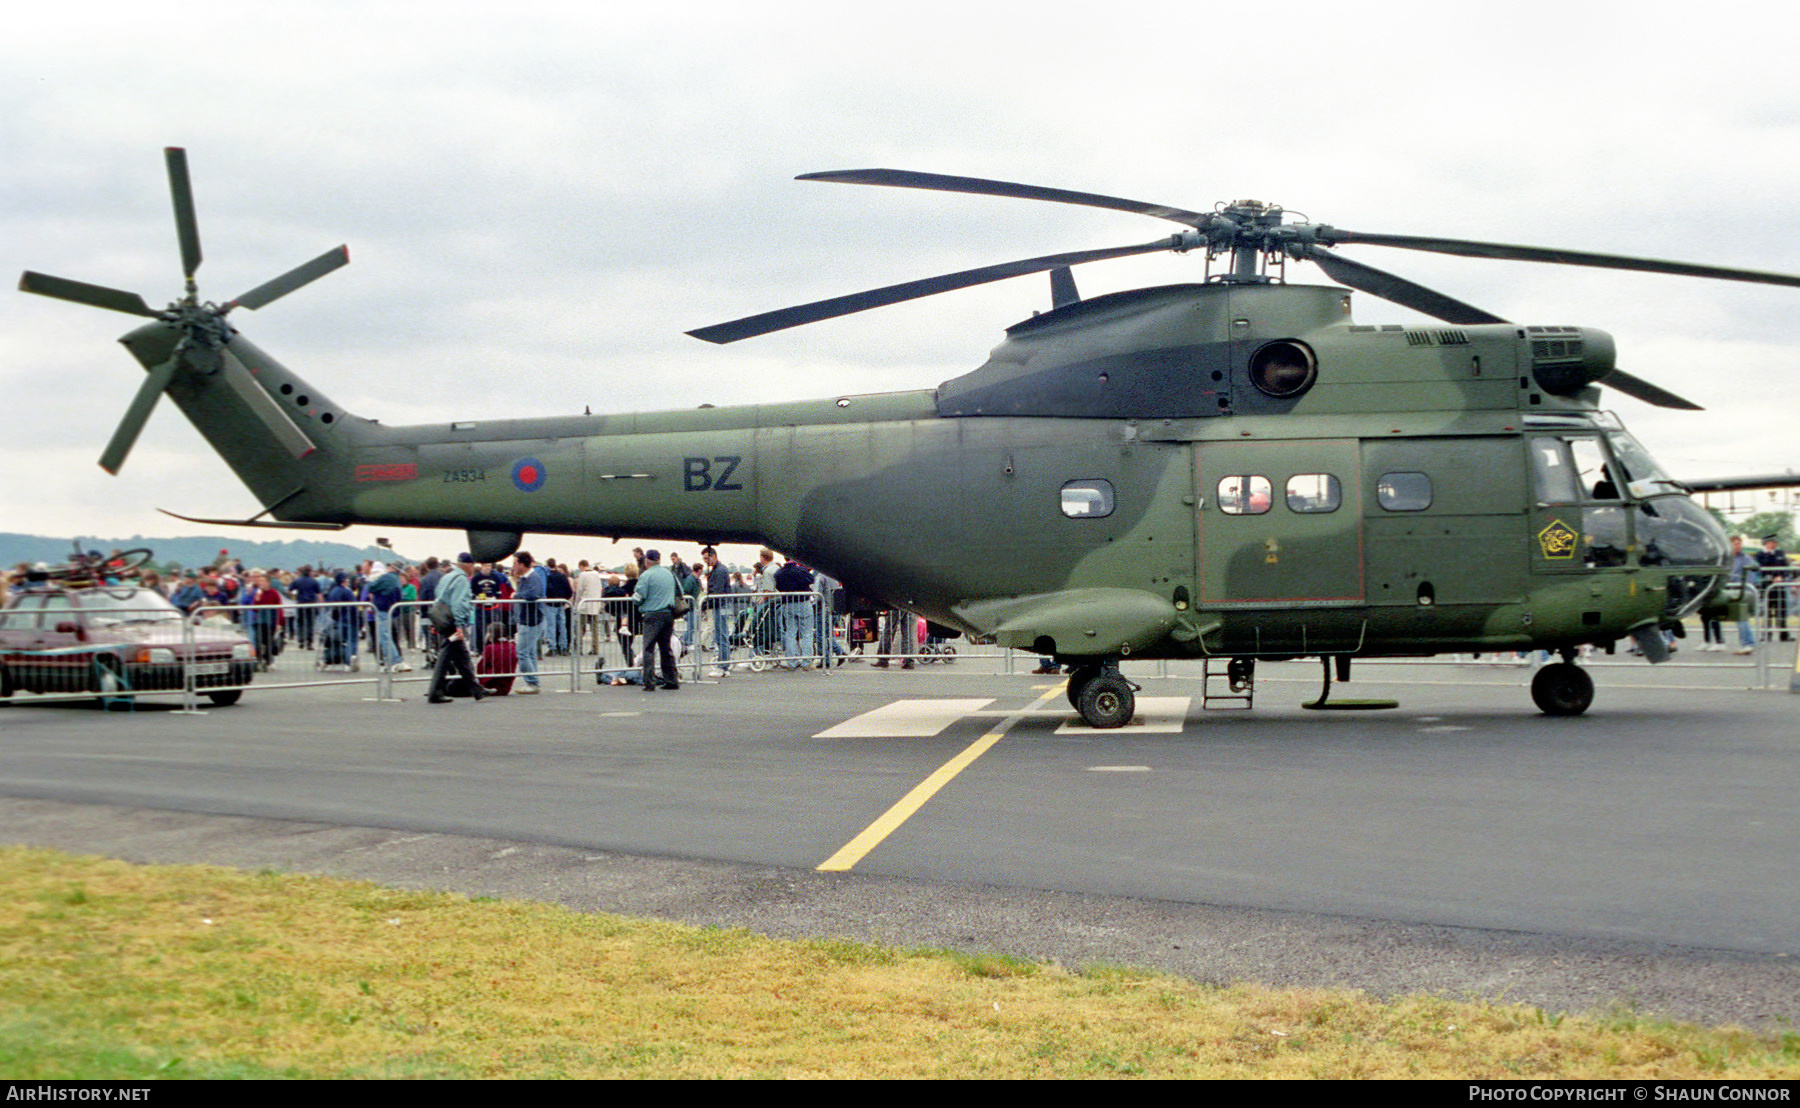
[511,457,547,492]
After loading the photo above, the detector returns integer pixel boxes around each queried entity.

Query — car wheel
[94,656,134,708]
[0,665,11,701]
[206,689,242,707]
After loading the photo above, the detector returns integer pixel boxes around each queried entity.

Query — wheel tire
[0,665,12,701]
[1066,665,1101,710]
[1077,672,1135,730]
[1531,662,1594,716]
[94,657,134,708]
[206,689,242,707]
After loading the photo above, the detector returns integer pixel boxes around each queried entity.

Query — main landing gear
[1530,654,1594,716]
[1065,662,1137,729]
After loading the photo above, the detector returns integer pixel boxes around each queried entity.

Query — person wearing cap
[427,554,488,703]
[633,549,680,691]
[1756,534,1792,641]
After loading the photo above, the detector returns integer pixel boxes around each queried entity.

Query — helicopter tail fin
[118,322,368,526]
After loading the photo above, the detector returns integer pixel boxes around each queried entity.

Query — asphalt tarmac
[4,651,1799,1027]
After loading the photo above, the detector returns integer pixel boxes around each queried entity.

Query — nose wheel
[1530,661,1594,716]
[1065,662,1136,729]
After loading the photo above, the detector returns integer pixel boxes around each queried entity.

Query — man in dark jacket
[774,558,816,669]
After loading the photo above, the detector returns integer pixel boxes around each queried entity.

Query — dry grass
[2,846,1796,1079]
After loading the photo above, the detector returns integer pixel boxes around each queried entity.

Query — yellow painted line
[817,683,1066,873]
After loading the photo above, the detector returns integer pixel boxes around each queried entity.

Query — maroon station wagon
[0,586,256,705]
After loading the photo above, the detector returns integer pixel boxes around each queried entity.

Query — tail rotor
[19,147,348,473]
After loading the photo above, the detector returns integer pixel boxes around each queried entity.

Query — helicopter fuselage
[120,280,1729,667]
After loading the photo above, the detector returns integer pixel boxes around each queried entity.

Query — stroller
[732,601,784,671]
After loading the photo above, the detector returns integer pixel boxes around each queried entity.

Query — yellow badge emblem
[1537,519,1578,560]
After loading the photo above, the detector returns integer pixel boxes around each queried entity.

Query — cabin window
[1217,475,1272,515]
[1377,472,1432,511]
[1286,474,1341,513]
[1060,480,1115,518]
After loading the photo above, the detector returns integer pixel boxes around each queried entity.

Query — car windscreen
[78,588,185,627]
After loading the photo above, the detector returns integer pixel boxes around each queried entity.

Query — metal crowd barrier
[389,597,580,696]
[587,591,832,685]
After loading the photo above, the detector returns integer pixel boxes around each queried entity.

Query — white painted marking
[1055,697,1191,734]
[1420,725,1471,733]
[815,699,996,739]
[1088,765,1152,772]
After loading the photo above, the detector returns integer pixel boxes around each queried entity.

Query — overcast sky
[5,1,1799,563]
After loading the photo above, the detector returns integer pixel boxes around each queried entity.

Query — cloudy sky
[5,0,1799,562]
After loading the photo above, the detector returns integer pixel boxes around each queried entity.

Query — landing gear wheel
[1531,662,1593,716]
[1076,672,1136,730]
[1066,664,1101,710]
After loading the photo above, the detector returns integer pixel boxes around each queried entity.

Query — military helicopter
[21,151,1795,727]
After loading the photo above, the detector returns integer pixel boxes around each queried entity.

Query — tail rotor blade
[227,245,349,311]
[165,147,203,282]
[19,272,159,317]
[218,347,317,460]
[98,353,180,474]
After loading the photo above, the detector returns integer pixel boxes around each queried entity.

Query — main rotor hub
[1209,200,1290,284]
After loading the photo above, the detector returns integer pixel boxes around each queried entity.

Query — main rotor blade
[688,237,1181,344]
[1317,227,1800,289]
[1602,368,1703,411]
[227,245,350,311]
[800,169,1214,229]
[18,272,159,317]
[1299,246,1507,325]
[165,147,203,281]
[1680,472,1800,493]
[99,352,180,474]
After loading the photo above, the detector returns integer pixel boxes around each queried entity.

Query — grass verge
[2,846,1797,1079]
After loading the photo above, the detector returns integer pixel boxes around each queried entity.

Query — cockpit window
[1606,431,1683,497]
[1534,436,1629,503]
[1531,439,1580,504]
[1568,438,1620,500]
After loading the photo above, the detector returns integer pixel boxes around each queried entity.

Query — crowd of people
[4,543,936,703]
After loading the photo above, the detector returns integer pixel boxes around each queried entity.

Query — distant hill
[0,533,401,574]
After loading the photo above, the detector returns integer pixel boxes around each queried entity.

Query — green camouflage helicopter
[21,152,1793,727]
